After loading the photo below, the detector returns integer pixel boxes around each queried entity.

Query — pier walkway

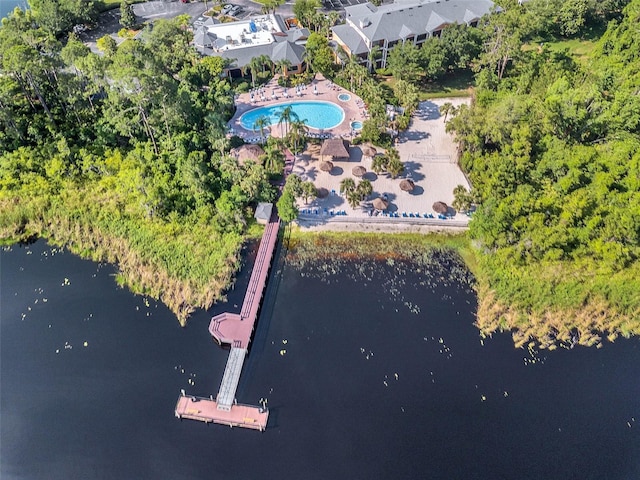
[176,207,281,430]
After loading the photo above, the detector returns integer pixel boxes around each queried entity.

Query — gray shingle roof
[342,0,494,43]
[332,24,369,55]
[272,41,306,65]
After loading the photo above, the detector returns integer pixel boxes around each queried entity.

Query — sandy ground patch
[292,98,473,231]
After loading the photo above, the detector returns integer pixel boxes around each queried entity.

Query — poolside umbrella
[352,165,366,177]
[372,198,389,211]
[320,160,334,172]
[433,201,448,214]
[399,179,415,192]
[317,187,329,198]
[362,146,377,158]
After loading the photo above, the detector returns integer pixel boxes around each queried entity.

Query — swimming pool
[240,101,345,131]
[338,93,351,102]
[350,121,363,130]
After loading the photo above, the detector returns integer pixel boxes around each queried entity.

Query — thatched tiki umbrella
[320,138,350,162]
[362,146,377,159]
[320,160,334,172]
[230,144,265,165]
[433,201,448,214]
[399,179,415,192]
[372,197,389,211]
[317,187,329,198]
[352,165,366,177]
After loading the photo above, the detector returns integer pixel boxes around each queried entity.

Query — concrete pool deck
[291,98,473,232]
[228,74,367,140]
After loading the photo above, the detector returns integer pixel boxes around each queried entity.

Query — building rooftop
[194,14,309,70]
[199,14,286,53]
[342,0,494,43]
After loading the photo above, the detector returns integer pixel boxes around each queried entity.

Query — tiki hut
[372,197,389,211]
[317,187,329,198]
[399,179,415,192]
[320,138,350,161]
[433,201,448,214]
[362,146,377,159]
[230,144,265,165]
[319,160,334,172]
[352,165,366,177]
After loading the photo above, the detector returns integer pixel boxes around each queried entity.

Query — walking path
[176,172,284,431]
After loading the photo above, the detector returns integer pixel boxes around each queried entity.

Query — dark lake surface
[1,239,639,479]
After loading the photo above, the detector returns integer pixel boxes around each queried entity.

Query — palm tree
[288,118,309,155]
[262,142,285,174]
[387,157,404,179]
[371,155,388,174]
[367,45,382,71]
[253,115,271,143]
[356,179,372,200]
[340,177,356,196]
[277,105,298,137]
[248,56,263,88]
[275,59,292,78]
[439,102,454,123]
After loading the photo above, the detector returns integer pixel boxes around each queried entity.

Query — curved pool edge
[238,100,346,131]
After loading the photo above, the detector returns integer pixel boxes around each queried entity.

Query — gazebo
[230,144,265,165]
[320,138,350,161]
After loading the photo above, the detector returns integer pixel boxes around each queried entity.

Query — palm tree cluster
[371,148,404,178]
[340,178,373,209]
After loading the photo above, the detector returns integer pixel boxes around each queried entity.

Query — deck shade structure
[399,179,415,191]
[231,144,265,165]
[352,165,366,177]
[433,201,448,214]
[320,160,334,172]
[373,197,389,211]
[320,138,350,161]
[362,146,377,158]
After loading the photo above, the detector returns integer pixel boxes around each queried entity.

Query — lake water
[1,240,639,479]
[0,0,28,19]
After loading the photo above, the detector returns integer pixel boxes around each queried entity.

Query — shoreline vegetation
[286,230,640,349]
[1,194,265,325]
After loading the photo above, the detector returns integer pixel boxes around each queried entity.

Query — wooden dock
[177,207,281,431]
[175,394,268,431]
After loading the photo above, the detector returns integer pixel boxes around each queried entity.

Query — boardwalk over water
[175,207,282,431]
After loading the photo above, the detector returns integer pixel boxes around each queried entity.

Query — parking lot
[322,0,388,10]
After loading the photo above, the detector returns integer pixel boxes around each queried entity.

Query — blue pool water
[351,121,363,130]
[240,101,345,131]
[338,93,351,102]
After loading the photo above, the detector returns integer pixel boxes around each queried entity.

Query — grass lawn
[379,70,475,100]
[523,37,597,64]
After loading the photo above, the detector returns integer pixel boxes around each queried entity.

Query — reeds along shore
[0,198,241,326]
[287,230,640,349]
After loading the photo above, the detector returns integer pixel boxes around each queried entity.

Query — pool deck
[228,74,367,140]
[291,98,474,230]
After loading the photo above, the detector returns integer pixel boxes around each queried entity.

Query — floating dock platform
[175,394,268,431]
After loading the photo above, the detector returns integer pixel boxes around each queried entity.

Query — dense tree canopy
[0,12,275,322]
[447,0,640,331]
